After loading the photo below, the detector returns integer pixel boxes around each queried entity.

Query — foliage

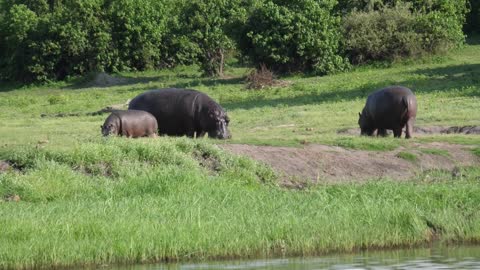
[238,0,350,75]
[0,0,112,81]
[172,0,246,77]
[105,0,171,71]
[0,0,173,82]
[342,2,467,64]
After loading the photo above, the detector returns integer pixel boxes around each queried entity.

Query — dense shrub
[172,0,246,77]
[343,2,467,64]
[0,0,173,82]
[238,0,349,75]
[105,0,171,71]
[0,0,112,81]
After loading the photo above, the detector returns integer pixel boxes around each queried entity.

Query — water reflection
[115,245,480,270]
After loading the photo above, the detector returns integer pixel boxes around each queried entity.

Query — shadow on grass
[223,63,480,110]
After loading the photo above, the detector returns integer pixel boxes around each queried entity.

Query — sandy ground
[222,142,479,187]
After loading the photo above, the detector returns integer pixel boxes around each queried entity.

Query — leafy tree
[238,0,349,75]
[174,0,245,77]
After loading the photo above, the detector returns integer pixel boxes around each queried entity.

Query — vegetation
[420,148,450,158]
[0,0,472,82]
[1,140,480,269]
[237,0,349,75]
[0,1,479,269]
[396,151,418,162]
[343,2,465,64]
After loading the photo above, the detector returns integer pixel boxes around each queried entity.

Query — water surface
[115,245,480,270]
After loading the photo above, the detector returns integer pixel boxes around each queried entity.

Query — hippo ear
[358,112,362,117]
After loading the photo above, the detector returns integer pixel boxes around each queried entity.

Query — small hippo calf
[101,110,158,138]
[358,86,417,139]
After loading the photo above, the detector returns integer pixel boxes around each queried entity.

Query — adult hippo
[358,86,417,139]
[101,110,158,138]
[128,88,231,139]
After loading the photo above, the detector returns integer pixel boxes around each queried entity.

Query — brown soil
[222,143,479,187]
[0,160,12,172]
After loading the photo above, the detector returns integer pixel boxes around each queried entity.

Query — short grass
[0,40,479,149]
[0,37,479,269]
[420,148,451,157]
[396,151,418,162]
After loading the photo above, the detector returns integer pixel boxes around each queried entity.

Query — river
[114,244,480,270]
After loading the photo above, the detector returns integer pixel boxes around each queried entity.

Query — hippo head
[101,123,118,137]
[203,107,231,139]
[358,112,374,136]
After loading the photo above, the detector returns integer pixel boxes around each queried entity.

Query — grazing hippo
[128,88,231,139]
[358,86,417,138]
[101,110,158,138]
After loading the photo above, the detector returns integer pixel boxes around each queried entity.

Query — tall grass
[1,139,480,269]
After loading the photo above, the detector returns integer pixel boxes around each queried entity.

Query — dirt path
[222,142,479,187]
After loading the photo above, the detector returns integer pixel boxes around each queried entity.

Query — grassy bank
[1,139,480,269]
[0,37,479,269]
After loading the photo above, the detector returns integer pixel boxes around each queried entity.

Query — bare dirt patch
[338,126,480,135]
[0,160,12,172]
[221,143,479,187]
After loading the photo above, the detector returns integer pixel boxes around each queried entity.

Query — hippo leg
[405,119,414,139]
[393,128,402,138]
[377,129,388,137]
[196,130,206,138]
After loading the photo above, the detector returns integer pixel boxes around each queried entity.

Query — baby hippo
[101,110,158,138]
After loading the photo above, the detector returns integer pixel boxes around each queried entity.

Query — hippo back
[128,88,227,137]
[364,86,417,129]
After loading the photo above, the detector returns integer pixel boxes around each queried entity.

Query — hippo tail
[402,95,416,118]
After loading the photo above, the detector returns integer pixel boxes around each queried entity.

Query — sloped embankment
[222,142,479,187]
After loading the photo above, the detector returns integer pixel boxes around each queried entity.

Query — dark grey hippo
[358,86,417,138]
[128,88,231,139]
[101,110,158,138]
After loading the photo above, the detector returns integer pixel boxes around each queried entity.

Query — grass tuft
[396,151,418,162]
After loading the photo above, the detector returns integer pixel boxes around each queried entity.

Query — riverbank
[1,139,480,269]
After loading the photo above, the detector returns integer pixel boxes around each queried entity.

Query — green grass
[1,140,480,269]
[0,38,480,269]
[420,148,451,157]
[473,148,480,157]
[396,151,418,162]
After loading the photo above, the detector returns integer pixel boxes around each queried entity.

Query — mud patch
[222,143,479,186]
[194,152,222,174]
[0,160,12,172]
[0,160,23,173]
[337,126,480,136]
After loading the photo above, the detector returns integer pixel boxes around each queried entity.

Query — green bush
[172,0,245,76]
[238,0,349,75]
[0,0,173,82]
[342,2,467,64]
[105,0,171,71]
[0,0,112,81]
[343,4,422,63]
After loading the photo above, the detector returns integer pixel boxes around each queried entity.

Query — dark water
[116,245,480,270]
